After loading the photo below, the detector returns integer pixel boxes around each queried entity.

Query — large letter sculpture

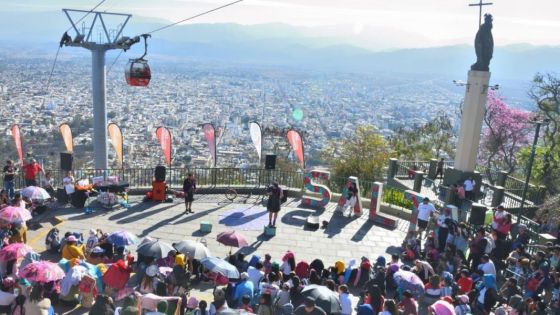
[302,170,331,208]
[369,182,383,220]
[336,176,363,216]
[369,182,397,229]
[404,190,424,232]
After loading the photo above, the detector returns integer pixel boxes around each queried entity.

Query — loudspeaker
[469,203,488,226]
[60,152,73,171]
[154,165,166,182]
[265,154,276,170]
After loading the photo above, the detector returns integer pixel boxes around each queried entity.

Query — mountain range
[1,10,559,83]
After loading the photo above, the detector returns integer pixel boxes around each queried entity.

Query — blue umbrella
[200,256,240,279]
[107,231,138,246]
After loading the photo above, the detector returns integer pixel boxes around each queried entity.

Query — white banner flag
[249,122,262,161]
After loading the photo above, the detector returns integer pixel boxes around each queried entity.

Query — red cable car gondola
[125,34,151,87]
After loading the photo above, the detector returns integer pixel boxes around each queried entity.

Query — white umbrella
[173,240,211,260]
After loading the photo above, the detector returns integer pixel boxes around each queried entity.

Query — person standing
[436,207,453,252]
[62,171,75,203]
[3,160,17,199]
[267,182,282,227]
[416,197,436,236]
[435,158,444,180]
[182,173,196,214]
[464,176,476,200]
[22,158,43,187]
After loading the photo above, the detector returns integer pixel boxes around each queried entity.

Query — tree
[322,125,393,181]
[528,73,560,193]
[479,92,532,183]
[388,114,454,160]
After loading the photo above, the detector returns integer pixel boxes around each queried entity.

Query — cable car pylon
[61,8,141,169]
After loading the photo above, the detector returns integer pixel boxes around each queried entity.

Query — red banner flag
[11,124,23,163]
[202,123,216,167]
[108,123,124,167]
[287,129,305,168]
[156,127,172,166]
[59,123,74,152]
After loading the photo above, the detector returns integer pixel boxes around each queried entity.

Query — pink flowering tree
[479,92,532,182]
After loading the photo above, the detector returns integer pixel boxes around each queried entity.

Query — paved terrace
[28,194,409,263]
[24,194,409,314]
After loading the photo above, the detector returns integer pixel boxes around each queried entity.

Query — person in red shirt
[457,269,473,294]
[22,158,43,187]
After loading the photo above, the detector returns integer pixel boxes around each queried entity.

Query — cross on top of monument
[469,0,493,26]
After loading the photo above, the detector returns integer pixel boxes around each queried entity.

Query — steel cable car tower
[61,9,144,169]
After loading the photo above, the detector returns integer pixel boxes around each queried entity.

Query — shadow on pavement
[280,209,316,227]
[139,212,186,237]
[173,204,229,225]
[350,220,374,242]
[323,212,357,238]
[116,204,177,224]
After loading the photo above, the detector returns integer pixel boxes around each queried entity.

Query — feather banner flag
[11,124,23,163]
[107,123,124,166]
[155,127,172,166]
[249,122,262,162]
[58,123,74,152]
[202,123,217,167]
[287,129,305,169]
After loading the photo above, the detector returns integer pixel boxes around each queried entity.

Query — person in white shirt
[417,197,436,235]
[478,254,496,277]
[342,190,357,217]
[436,207,453,251]
[247,262,265,289]
[464,177,475,200]
[62,171,75,201]
[338,285,352,315]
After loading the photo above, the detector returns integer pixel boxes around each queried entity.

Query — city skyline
[4,0,560,49]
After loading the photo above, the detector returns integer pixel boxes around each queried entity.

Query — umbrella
[21,186,51,201]
[0,243,32,261]
[0,206,32,223]
[137,239,174,259]
[216,231,248,248]
[301,284,341,314]
[200,256,240,279]
[174,240,210,259]
[19,261,65,283]
[393,270,425,298]
[106,231,138,246]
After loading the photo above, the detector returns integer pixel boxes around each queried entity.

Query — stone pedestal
[455,70,491,172]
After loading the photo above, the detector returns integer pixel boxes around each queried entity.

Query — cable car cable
[107,0,244,75]
[146,0,244,35]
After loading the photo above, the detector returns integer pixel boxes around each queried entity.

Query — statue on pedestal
[471,14,494,71]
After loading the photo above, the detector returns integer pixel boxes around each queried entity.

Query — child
[403,244,416,262]
[186,297,199,315]
[457,269,473,295]
[239,295,253,313]
[195,300,209,315]
[263,254,272,275]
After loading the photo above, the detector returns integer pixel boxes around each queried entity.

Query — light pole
[518,118,550,223]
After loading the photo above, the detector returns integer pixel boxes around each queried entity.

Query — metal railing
[12,168,304,192]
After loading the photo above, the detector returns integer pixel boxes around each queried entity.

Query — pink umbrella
[0,206,32,223]
[216,231,248,248]
[0,243,33,261]
[19,261,65,283]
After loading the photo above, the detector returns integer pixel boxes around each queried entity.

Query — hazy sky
[6,0,560,47]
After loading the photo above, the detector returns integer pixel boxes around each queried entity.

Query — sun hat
[187,297,199,309]
[67,235,77,242]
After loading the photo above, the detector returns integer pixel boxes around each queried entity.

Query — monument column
[443,13,494,195]
[454,70,491,172]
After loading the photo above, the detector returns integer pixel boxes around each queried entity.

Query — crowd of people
[1,158,560,314]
